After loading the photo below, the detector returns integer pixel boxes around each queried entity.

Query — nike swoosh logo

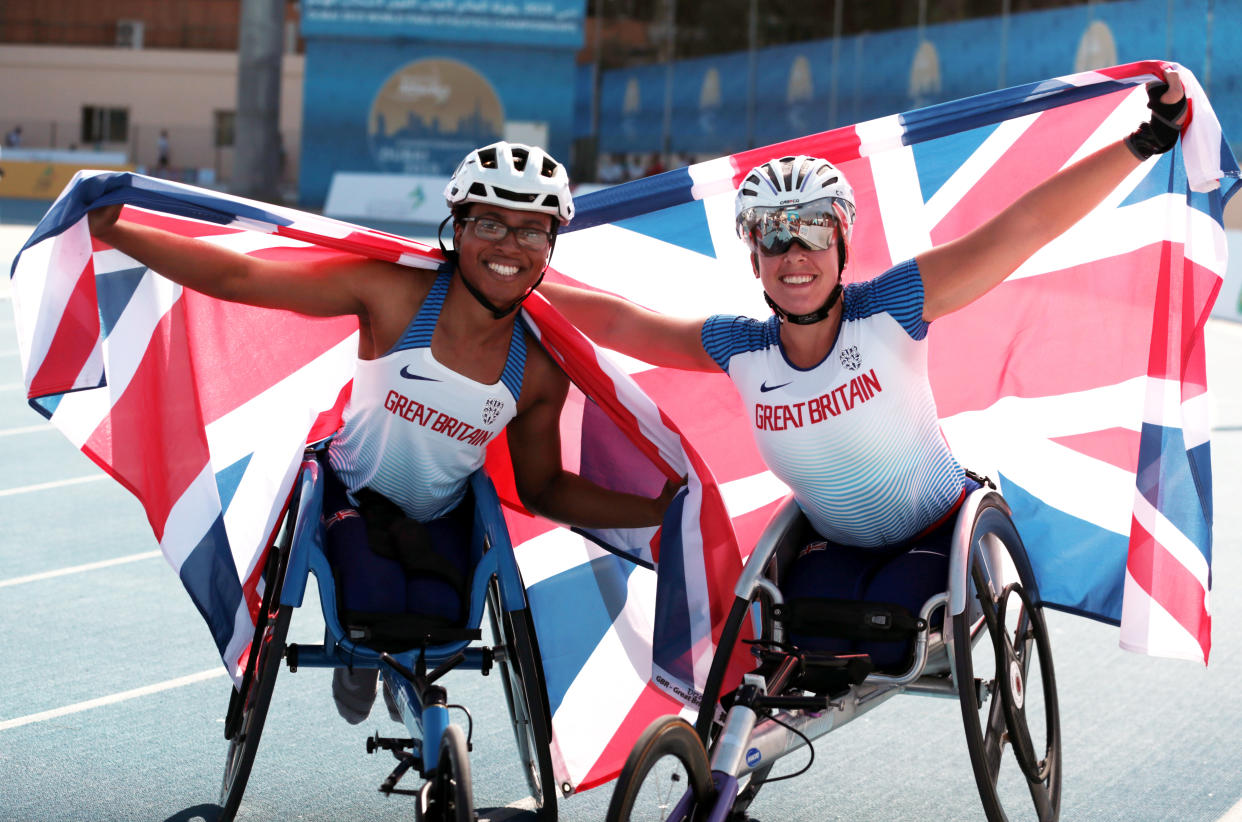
[759,381,791,393]
[399,366,440,382]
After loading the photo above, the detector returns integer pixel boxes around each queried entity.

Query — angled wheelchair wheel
[419,723,475,822]
[952,498,1061,822]
[606,716,716,822]
[218,521,295,821]
[486,581,558,819]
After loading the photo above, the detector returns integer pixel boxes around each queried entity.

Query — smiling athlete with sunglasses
[542,71,1188,669]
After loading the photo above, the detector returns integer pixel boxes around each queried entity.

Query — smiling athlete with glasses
[88,140,681,723]
[542,72,1188,670]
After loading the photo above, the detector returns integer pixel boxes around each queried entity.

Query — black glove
[1124,80,1188,160]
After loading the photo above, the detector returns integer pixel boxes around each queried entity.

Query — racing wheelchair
[217,451,558,821]
[606,483,1061,822]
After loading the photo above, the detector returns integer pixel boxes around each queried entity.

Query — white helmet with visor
[444,141,575,225]
[735,155,855,264]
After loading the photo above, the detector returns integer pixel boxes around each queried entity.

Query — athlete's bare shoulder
[346,259,442,359]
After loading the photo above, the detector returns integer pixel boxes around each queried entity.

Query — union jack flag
[8,60,1236,796]
[536,59,1236,788]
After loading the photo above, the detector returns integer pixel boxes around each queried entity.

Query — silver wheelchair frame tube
[707,487,1006,783]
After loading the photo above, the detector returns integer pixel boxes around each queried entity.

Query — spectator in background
[5,126,23,147]
[157,130,171,171]
[643,153,666,177]
[625,154,646,182]
[597,153,624,185]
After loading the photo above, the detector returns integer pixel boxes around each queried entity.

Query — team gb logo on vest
[840,345,861,371]
[482,397,504,425]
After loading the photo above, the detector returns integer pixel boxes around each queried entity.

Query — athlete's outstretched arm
[87,203,384,318]
[918,70,1187,321]
[539,282,718,372]
[506,353,682,528]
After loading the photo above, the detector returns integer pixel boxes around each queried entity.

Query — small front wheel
[419,723,475,822]
[606,716,715,822]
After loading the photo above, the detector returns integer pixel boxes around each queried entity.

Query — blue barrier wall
[581,0,1239,167]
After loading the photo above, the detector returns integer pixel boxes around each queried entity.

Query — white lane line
[0,423,54,437]
[0,668,227,731]
[0,474,108,497]
[0,550,161,588]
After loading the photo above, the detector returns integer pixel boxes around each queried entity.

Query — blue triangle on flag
[911,123,997,206]
[615,198,717,258]
[96,265,149,338]
[526,552,638,717]
[215,453,253,513]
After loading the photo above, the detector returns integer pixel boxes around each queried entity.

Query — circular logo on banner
[368,58,504,175]
[1075,20,1118,72]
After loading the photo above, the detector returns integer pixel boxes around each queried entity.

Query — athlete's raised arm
[87,203,390,319]
[918,69,1187,321]
[539,282,718,372]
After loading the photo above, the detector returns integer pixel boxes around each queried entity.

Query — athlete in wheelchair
[537,74,1189,820]
[87,141,679,821]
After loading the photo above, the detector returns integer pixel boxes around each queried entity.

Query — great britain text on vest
[384,389,495,446]
[754,369,882,431]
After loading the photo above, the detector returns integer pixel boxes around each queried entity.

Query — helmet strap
[445,217,558,320]
[764,282,843,326]
[456,267,545,319]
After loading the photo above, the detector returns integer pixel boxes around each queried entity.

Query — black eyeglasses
[459,216,554,251]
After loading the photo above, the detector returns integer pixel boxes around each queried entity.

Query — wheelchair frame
[217,453,558,822]
[606,486,1062,822]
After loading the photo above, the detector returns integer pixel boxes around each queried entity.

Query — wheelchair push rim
[605,716,716,822]
[486,580,558,818]
[952,502,1062,822]
[218,523,295,821]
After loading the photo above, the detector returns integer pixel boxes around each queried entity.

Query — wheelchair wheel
[420,723,475,822]
[486,581,558,819]
[952,499,1061,822]
[606,716,716,822]
[219,522,295,821]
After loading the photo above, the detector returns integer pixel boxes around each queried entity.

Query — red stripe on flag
[838,156,891,280]
[1174,255,1220,403]
[928,247,1167,417]
[81,299,211,541]
[117,208,246,239]
[633,369,763,485]
[1126,516,1211,661]
[273,224,443,267]
[730,125,865,187]
[1050,427,1141,473]
[180,291,358,426]
[929,90,1128,246]
[27,251,100,398]
[575,682,686,792]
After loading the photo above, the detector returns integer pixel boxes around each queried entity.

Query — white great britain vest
[702,259,964,547]
[327,269,525,521]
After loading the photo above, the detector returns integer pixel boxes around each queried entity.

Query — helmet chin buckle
[765,282,843,326]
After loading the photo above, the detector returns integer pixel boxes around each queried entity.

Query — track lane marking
[0,550,161,588]
[0,668,227,731]
[0,423,55,437]
[0,474,108,497]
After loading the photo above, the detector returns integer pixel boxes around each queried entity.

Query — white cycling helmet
[735,155,855,264]
[444,141,575,225]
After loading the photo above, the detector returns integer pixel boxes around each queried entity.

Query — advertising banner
[301,0,585,48]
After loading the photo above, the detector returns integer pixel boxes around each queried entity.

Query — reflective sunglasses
[460,216,554,251]
[738,200,844,257]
